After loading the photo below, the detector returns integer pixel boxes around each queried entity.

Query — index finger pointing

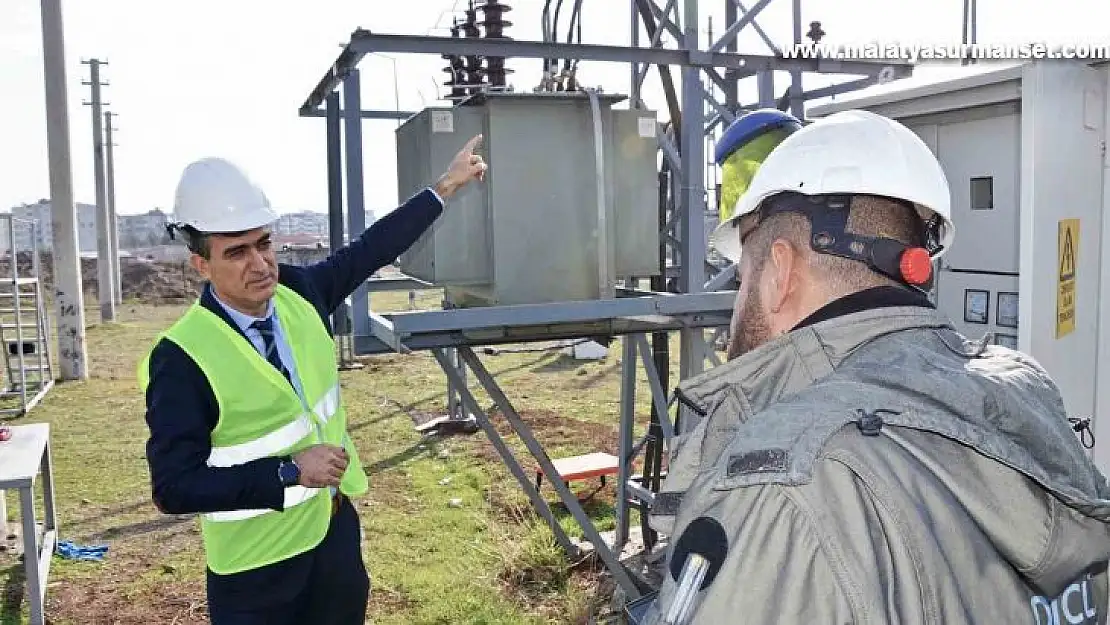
[463,133,483,153]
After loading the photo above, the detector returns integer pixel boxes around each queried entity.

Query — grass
[0,288,693,624]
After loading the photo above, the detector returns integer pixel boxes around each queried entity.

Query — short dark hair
[179,226,212,260]
[742,194,926,295]
[177,226,255,261]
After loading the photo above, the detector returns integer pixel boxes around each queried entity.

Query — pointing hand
[434,134,487,201]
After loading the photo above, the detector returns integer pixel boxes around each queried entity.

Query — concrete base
[414,414,480,436]
[563,340,609,360]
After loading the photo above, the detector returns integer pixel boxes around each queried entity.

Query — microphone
[661,516,729,625]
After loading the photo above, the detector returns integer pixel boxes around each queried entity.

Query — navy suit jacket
[143,189,442,519]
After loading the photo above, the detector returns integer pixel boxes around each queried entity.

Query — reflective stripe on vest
[207,414,315,468]
[312,384,340,425]
[203,383,340,469]
[202,382,342,523]
[206,485,322,522]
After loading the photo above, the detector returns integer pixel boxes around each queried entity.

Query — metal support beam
[615,336,638,548]
[723,0,740,108]
[300,30,911,115]
[757,70,776,107]
[702,67,731,99]
[432,349,580,560]
[677,0,708,405]
[630,0,641,105]
[734,0,782,54]
[704,263,737,291]
[303,108,414,121]
[366,291,733,337]
[325,90,351,338]
[326,91,345,254]
[353,291,733,355]
[643,0,684,42]
[710,0,773,53]
[801,76,888,101]
[342,70,369,341]
[631,0,678,100]
[699,80,735,126]
[456,347,643,599]
[633,334,677,447]
[364,275,432,293]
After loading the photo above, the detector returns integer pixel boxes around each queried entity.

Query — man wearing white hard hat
[643,110,1110,624]
[138,136,486,624]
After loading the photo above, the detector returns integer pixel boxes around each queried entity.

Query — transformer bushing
[459,5,487,96]
[441,20,468,101]
[476,0,513,88]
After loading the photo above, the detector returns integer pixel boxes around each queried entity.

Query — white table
[0,423,57,625]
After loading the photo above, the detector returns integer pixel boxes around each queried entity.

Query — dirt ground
[0,252,204,304]
[0,253,408,306]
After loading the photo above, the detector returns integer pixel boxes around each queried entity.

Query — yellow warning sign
[1056,218,1079,338]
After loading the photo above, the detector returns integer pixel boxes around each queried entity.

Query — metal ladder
[0,217,55,417]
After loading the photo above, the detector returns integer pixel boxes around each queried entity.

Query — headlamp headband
[753,192,939,292]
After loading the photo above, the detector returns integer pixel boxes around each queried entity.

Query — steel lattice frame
[299,0,913,601]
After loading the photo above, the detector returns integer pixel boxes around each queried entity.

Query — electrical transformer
[395,91,660,307]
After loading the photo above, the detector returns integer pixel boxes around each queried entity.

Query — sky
[2,0,1107,217]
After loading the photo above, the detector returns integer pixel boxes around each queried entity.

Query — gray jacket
[645,305,1110,624]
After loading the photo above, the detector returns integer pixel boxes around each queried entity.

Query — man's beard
[726,285,775,360]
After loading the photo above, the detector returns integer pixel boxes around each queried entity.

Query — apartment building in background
[2,203,379,254]
[6,200,98,253]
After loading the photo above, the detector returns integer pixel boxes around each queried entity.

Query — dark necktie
[250,317,292,385]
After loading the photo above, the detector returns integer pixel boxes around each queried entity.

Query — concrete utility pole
[40,0,88,382]
[82,58,115,321]
[104,112,121,304]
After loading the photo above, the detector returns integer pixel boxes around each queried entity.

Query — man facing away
[645,110,1110,624]
[138,135,486,624]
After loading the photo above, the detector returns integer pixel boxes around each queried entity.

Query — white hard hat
[171,157,278,233]
[709,109,954,264]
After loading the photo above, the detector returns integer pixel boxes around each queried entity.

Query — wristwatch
[278,457,300,487]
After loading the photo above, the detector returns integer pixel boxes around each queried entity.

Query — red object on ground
[0,426,11,442]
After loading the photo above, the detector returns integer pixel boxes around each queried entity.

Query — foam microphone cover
[669,516,729,590]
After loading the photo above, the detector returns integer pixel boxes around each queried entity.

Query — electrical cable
[542,0,552,41]
[564,0,578,55]
[564,0,584,78]
[576,1,583,44]
[553,0,566,41]
[542,0,552,74]
[552,0,567,87]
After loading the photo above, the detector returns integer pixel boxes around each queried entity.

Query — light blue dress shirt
[211,286,305,402]
[210,285,337,495]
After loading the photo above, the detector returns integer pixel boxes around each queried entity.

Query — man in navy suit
[139,135,486,624]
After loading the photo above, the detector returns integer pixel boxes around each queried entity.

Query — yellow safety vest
[137,284,368,574]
